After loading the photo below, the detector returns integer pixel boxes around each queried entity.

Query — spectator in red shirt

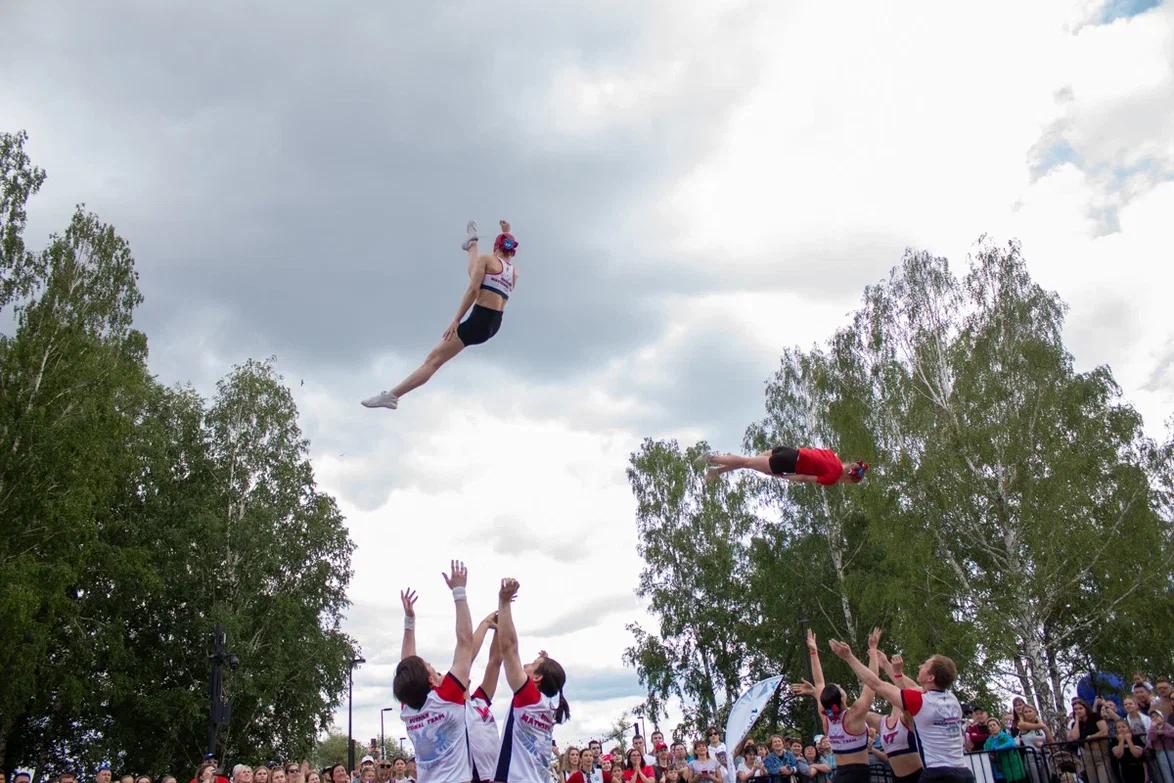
[622,750,655,783]
[701,446,868,486]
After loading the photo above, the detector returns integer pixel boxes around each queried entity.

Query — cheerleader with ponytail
[493,577,571,783]
[792,628,885,783]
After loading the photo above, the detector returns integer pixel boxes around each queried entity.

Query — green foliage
[627,240,1174,736]
[0,130,357,775]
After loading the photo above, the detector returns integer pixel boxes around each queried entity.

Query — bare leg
[466,239,480,277]
[390,335,465,398]
[705,451,778,482]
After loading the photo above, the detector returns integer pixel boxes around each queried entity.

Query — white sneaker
[461,220,478,251]
[361,390,399,409]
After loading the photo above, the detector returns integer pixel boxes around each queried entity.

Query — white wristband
[404,616,415,630]
[451,586,467,601]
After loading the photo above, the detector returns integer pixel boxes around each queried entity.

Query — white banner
[723,675,786,780]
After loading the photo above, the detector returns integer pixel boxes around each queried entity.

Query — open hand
[806,628,818,653]
[500,577,520,601]
[791,678,817,697]
[481,610,499,628]
[828,639,853,660]
[401,588,418,617]
[442,321,459,341]
[868,627,883,649]
[500,219,511,233]
[443,560,468,589]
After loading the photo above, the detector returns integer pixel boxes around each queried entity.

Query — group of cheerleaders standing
[394,562,569,783]
[791,629,975,783]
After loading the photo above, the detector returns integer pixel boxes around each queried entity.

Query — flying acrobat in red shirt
[700,445,868,486]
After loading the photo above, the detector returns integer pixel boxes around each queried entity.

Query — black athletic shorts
[457,304,503,346]
[833,764,871,783]
[918,768,974,783]
[768,445,799,475]
[894,771,922,783]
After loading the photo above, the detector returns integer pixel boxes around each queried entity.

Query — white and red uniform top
[467,686,500,782]
[402,672,472,783]
[880,714,919,758]
[494,679,558,783]
[900,689,965,769]
[826,713,869,755]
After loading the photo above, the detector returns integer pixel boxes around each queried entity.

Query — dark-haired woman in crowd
[494,577,571,783]
[1066,700,1109,783]
[622,750,655,783]
[792,628,883,783]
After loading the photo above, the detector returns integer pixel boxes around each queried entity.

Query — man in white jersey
[468,612,504,783]
[395,561,476,783]
[828,640,975,783]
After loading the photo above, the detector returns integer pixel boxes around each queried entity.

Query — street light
[206,624,240,757]
[380,707,395,760]
[348,655,367,774]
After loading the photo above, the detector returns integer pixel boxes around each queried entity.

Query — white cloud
[5,0,1172,755]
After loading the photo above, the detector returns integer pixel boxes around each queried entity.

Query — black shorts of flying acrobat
[768,446,799,475]
[457,305,503,346]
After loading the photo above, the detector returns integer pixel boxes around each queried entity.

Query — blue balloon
[1076,671,1126,713]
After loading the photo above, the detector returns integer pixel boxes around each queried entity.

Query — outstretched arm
[444,560,475,684]
[880,652,920,691]
[470,611,496,664]
[848,628,882,717]
[784,474,820,484]
[829,640,903,707]
[400,589,418,660]
[478,614,503,698]
[496,577,528,691]
[443,255,488,342]
[807,629,826,692]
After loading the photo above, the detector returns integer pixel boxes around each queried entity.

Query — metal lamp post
[348,655,367,773]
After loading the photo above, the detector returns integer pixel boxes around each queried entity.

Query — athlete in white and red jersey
[791,628,884,783]
[467,612,504,783]
[829,640,975,783]
[492,577,570,783]
[395,561,477,783]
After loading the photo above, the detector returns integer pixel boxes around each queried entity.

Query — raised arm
[807,629,826,693]
[848,628,882,715]
[400,589,418,660]
[478,614,503,698]
[444,560,475,684]
[496,577,528,691]
[879,652,920,691]
[443,256,488,342]
[828,640,903,707]
[470,611,496,664]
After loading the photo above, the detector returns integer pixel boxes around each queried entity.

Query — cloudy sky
[3,0,1173,753]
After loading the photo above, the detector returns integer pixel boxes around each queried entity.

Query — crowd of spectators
[549,678,1174,783]
[5,678,1171,783]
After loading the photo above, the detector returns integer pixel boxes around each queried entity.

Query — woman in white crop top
[362,219,519,411]
[792,629,885,783]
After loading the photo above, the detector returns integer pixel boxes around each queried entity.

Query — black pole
[348,666,355,774]
[348,656,366,774]
[207,624,227,757]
